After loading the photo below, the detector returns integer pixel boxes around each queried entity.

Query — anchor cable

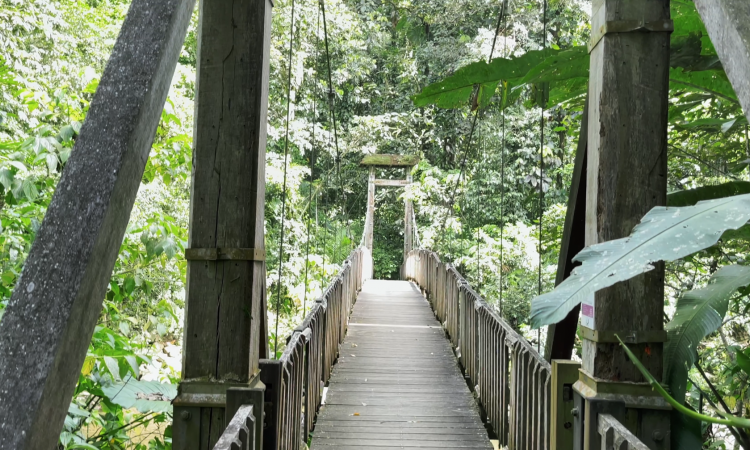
[439,1,508,251]
[320,0,351,261]
[537,0,548,352]
[274,0,298,357]
[302,8,322,316]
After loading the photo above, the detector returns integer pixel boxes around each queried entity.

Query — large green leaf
[531,194,750,328]
[414,0,732,111]
[412,48,558,108]
[669,67,738,103]
[101,379,177,413]
[665,265,750,404]
[477,80,500,109]
[521,47,589,84]
[736,350,750,376]
[548,77,589,107]
[672,116,747,133]
[672,411,703,450]
[668,182,750,207]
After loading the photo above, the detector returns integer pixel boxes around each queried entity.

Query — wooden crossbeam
[359,154,420,167]
[0,1,195,448]
[374,179,410,187]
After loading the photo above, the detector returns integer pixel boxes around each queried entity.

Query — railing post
[551,360,580,450]
[258,360,281,450]
[226,388,265,450]
[403,173,414,260]
[213,404,256,450]
[458,283,466,367]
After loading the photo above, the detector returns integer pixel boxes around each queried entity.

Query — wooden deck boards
[310,280,493,450]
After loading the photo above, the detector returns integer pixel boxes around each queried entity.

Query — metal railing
[404,249,551,449]
[222,247,372,450]
[404,249,652,450]
[214,405,257,450]
[598,414,650,450]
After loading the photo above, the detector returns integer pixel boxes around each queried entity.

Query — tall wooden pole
[404,173,414,260]
[0,1,194,448]
[575,0,671,448]
[365,167,375,251]
[172,0,272,447]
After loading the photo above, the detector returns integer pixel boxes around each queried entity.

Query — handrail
[214,405,256,450]
[598,414,650,450]
[405,249,654,450]
[404,249,551,449]
[258,246,372,450]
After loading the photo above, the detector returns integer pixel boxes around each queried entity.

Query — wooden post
[693,1,750,124]
[172,0,272,447]
[575,0,671,448]
[551,360,581,450]
[365,167,375,251]
[0,1,194,448]
[404,173,413,260]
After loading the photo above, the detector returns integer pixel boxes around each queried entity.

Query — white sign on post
[581,294,595,329]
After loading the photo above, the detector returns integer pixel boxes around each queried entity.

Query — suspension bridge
[2,0,750,449]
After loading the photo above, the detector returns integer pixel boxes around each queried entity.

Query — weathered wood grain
[181,0,272,384]
[580,0,672,445]
[174,0,272,447]
[359,154,420,167]
[0,1,195,448]
[584,0,669,382]
[310,280,493,450]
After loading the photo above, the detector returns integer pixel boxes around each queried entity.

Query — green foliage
[618,335,750,429]
[413,1,738,115]
[412,48,559,108]
[531,194,750,328]
[669,182,750,207]
[665,265,750,404]
[2,0,748,447]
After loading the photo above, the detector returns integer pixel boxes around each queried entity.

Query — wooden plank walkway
[310,280,493,449]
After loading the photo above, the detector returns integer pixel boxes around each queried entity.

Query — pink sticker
[582,304,594,318]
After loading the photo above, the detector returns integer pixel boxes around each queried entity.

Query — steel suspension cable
[499,107,506,314]
[537,0,548,352]
[499,0,509,315]
[438,1,508,251]
[321,143,331,290]
[274,0,297,357]
[474,135,485,287]
[302,9,322,316]
[319,0,351,262]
